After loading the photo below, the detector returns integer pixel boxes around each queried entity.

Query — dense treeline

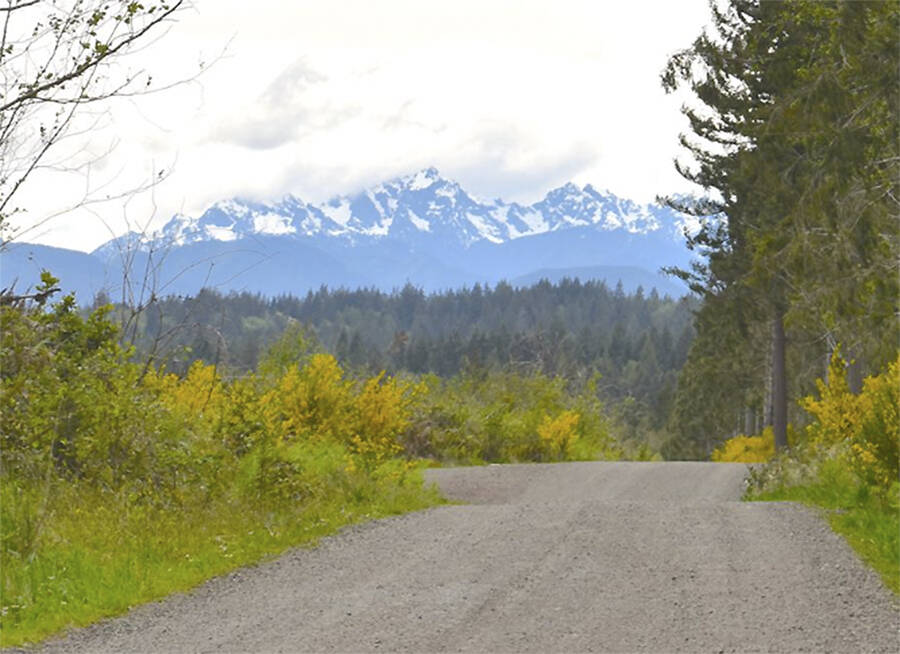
[661,0,898,458]
[115,280,696,439]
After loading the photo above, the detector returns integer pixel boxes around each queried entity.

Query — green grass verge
[0,467,444,649]
[749,459,899,594]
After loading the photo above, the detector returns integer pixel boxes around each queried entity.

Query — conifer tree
[663,0,898,451]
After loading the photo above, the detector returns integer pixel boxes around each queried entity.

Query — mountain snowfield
[98,167,682,253]
[3,169,696,300]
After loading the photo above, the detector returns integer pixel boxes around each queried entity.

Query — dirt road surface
[34,462,899,653]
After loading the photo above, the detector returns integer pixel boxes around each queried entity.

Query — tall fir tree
[662,0,898,453]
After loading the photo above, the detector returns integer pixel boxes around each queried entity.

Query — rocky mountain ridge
[94,168,685,256]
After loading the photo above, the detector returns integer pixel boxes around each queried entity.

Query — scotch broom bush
[711,430,776,463]
[801,351,899,492]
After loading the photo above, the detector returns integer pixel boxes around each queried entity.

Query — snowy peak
[324,168,500,246]
[531,183,663,234]
[93,169,686,255]
[401,166,441,191]
[143,196,344,248]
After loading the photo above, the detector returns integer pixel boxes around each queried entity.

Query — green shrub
[402,370,621,463]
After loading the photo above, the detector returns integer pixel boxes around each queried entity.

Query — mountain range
[0,168,694,301]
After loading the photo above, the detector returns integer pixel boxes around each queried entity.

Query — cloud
[244,121,598,210]
[443,122,600,203]
[260,59,328,104]
[220,117,303,151]
[211,58,359,150]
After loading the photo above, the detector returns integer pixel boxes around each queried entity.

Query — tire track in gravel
[30,461,899,653]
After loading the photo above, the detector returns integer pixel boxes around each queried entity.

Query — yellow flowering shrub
[141,366,178,400]
[145,361,225,422]
[851,357,899,489]
[255,354,425,467]
[802,351,899,490]
[537,410,580,459]
[711,429,775,463]
[143,361,228,462]
[260,353,354,444]
[351,373,423,463]
[800,349,862,448]
[219,375,267,456]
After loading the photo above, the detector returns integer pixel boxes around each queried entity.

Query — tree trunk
[772,309,788,451]
[764,334,774,428]
[744,406,755,436]
[845,347,864,394]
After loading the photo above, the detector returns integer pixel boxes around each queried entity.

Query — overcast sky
[13,0,712,252]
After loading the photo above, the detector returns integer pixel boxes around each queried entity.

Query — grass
[0,466,444,649]
[749,458,900,595]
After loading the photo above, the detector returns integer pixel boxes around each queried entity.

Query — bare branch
[0,0,41,12]
[0,1,185,113]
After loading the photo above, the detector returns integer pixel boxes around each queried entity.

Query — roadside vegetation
[116,281,695,455]
[0,276,627,647]
[715,353,899,594]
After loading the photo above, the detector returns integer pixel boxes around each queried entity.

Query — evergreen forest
[114,281,695,447]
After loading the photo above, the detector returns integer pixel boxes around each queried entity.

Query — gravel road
[33,461,899,653]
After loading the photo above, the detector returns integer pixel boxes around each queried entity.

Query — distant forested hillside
[117,279,696,436]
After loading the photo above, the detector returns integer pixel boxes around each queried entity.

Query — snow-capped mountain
[96,167,686,256]
[5,169,696,300]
